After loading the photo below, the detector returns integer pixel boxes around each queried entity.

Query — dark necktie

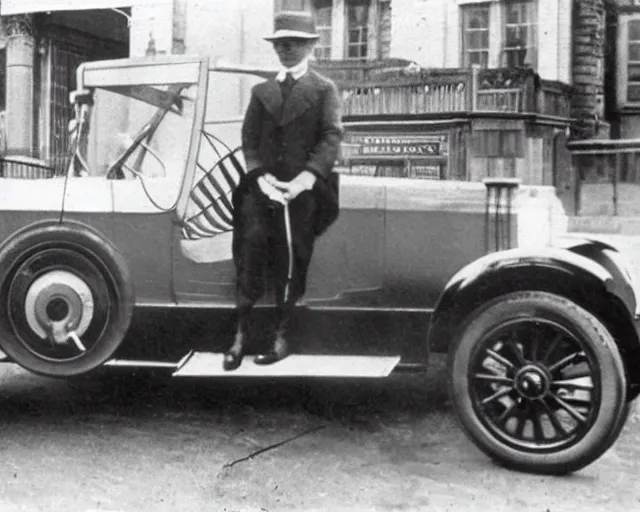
[280,72,295,101]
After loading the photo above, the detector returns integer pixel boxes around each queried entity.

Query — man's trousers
[232,174,317,309]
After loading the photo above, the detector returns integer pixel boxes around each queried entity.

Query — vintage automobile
[0,54,638,476]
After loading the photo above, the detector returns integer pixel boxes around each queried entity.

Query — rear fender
[428,245,640,396]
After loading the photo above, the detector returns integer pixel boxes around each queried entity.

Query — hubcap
[5,246,115,367]
[46,297,70,322]
[515,365,550,399]
[24,270,95,340]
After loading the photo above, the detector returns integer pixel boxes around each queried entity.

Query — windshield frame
[70,55,210,218]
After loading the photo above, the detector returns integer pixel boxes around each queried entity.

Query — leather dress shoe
[254,348,289,366]
[223,350,244,371]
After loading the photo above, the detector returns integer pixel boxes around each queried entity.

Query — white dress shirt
[276,58,309,82]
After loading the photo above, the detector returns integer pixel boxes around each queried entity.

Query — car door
[305,174,386,304]
[173,167,388,306]
[383,179,488,308]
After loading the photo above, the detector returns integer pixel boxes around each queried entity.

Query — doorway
[38,10,129,173]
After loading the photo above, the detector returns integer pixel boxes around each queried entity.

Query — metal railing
[0,155,55,179]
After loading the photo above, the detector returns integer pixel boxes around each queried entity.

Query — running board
[172,351,401,378]
[103,359,178,369]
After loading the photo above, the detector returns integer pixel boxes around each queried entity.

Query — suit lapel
[254,71,319,126]
[254,79,284,121]
[280,71,319,126]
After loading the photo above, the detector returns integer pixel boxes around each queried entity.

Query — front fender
[428,243,640,397]
[451,247,609,290]
[555,234,640,316]
[429,245,638,350]
[452,246,636,313]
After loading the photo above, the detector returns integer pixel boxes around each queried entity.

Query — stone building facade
[0,1,180,168]
[613,0,640,138]
[0,0,620,198]
[571,0,607,139]
[0,7,130,168]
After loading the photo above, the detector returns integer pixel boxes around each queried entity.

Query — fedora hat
[264,11,320,41]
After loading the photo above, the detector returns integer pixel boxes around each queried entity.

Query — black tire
[0,222,134,377]
[604,401,630,453]
[448,291,627,475]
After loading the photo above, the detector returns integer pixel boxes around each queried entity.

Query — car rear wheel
[0,223,134,377]
[448,291,627,475]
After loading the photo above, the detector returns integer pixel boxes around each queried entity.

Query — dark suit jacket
[240,69,343,235]
[242,68,343,180]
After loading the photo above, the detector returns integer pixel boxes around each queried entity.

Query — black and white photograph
[0,0,638,510]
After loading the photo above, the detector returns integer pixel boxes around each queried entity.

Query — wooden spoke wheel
[448,291,628,475]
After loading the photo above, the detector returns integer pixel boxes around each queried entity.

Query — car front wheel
[448,291,627,475]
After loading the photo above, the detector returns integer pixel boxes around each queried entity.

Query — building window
[617,14,640,107]
[346,0,370,60]
[274,0,376,60]
[503,1,537,68]
[314,0,333,60]
[461,4,490,68]
[625,18,640,103]
[460,1,538,69]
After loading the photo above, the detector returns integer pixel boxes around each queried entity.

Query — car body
[0,54,638,475]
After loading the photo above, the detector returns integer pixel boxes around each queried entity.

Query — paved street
[0,1,638,510]
[2,233,640,512]
[0,352,638,512]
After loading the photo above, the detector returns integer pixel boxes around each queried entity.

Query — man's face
[272,38,314,68]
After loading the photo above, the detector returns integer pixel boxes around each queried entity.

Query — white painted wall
[390,0,447,67]
[390,0,572,82]
[131,0,573,83]
[127,0,278,146]
[444,0,461,68]
[538,0,573,83]
[126,0,574,132]
[186,0,277,122]
[557,0,573,84]
[182,0,278,145]
[130,0,174,57]
[538,0,559,81]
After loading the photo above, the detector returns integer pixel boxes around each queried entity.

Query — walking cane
[283,200,294,304]
[257,175,295,304]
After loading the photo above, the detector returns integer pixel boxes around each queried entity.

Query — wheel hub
[24,270,95,340]
[515,364,550,400]
[45,297,70,322]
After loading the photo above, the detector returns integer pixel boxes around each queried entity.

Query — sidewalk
[569,215,640,236]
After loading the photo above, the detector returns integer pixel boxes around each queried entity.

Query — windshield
[72,83,197,184]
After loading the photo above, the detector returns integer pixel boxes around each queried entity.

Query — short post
[613,152,620,216]
[471,64,480,112]
[483,178,522,253]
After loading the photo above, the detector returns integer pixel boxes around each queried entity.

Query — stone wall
[378,0,392,60]
[571,0,606,139]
